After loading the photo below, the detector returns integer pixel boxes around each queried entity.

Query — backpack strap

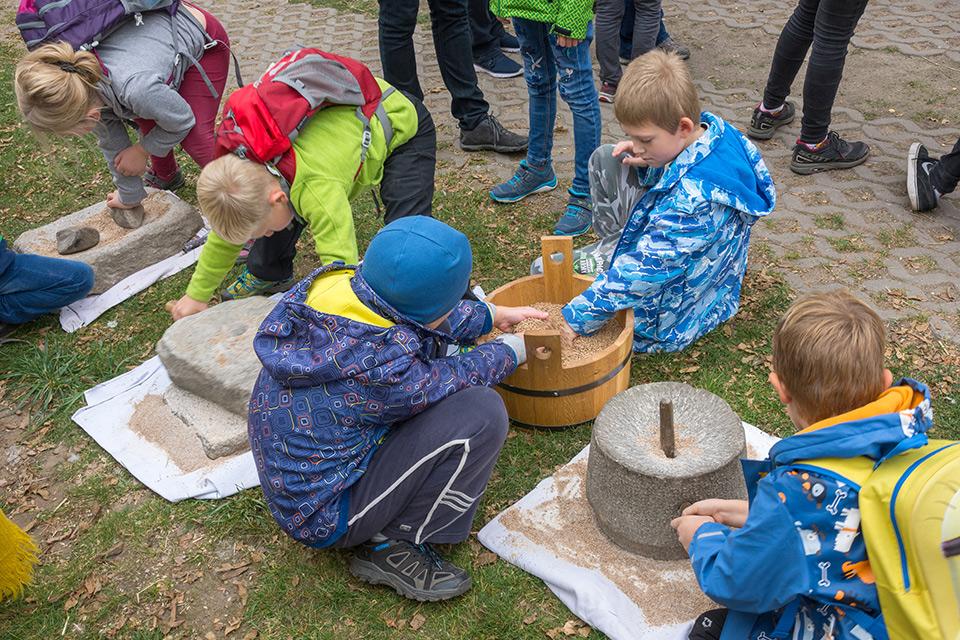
[375,86,396,150]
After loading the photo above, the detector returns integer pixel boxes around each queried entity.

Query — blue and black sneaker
[490,160,557,203]
[350,538,472,602]
[500,31,520,53]
[552,193,593,236]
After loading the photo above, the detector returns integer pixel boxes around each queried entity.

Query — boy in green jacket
[488,0,601,237]
[169,77,435,320]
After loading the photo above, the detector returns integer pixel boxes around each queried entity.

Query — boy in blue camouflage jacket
[248,217,546,602]
[672,291,932,640]
[557,50,776,353]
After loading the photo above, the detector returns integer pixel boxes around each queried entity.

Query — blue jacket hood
[651,111,776,222]
[768,378,933,467]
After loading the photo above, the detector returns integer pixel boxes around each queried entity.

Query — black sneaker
[459,114,528,153]
[658,37,690,60]
[791,132,870,175]
[349,539,472,602]
[144,168,186,191]
[907,142,940,212]
[747,101,795,140]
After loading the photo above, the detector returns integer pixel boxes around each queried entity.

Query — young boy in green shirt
[170,72,435,320]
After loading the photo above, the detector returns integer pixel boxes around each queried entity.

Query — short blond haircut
[772,291,886,425]
[614,49,700,131]
[15,42,103,135]
[197,154,278,245]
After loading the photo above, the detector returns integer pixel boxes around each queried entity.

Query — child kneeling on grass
[672,291,932,640]
[557,50,776,353]
[248,216,547,601]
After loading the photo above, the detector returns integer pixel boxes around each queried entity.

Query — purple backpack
[16,0,179,51]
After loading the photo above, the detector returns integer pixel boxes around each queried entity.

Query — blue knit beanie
[360,217,472,324]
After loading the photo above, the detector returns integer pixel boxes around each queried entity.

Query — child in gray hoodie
[14,3,231,212]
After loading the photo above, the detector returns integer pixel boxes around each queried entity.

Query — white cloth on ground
[72,353,260,502]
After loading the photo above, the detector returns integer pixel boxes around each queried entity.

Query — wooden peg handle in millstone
[110,205,145,229]
[659,398,676,458]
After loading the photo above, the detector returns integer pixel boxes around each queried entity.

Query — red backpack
[214,48,395,187]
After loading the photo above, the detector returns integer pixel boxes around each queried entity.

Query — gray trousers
[332,386,509,547]
[594,0,663,86]
[532,144,646,276]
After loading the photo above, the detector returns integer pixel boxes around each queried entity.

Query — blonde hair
[15,42,103,135]
[772,291,887,425]
[197,154,278,245]
[614,49,700,131]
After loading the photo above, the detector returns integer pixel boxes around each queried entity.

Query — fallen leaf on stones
[523,613,538,625]
[235,582,248,606]
[410,613,426,631]
[64,595,79,611]
[680,365,700,373]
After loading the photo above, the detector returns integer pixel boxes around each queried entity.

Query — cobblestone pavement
[206,0,960,342]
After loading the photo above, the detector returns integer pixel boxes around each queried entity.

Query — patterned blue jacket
[248,264,517,548]
[689,379,932,640]
[562,111,776,352]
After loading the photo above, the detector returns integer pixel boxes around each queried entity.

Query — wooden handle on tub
[541,235,576,304]
[523,331,563,379]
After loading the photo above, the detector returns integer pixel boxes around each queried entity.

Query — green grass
[2,26,960,640]
[814,213,845,231]
[827,234,868,253]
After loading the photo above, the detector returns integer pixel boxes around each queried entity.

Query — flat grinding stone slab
[156,296,277,417]
[586,382,748,560]
[163,385,248,459]
[13,191,202,294]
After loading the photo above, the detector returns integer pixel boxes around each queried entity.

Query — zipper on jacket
[890,442,959,591]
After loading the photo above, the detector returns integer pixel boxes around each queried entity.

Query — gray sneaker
[658,37,690,60]
[350,539,472,602]
[459,114,528,153]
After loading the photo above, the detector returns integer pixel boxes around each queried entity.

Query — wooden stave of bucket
[485,236,634,428]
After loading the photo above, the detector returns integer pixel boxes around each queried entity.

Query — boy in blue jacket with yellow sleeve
[672,291,934,640]
[248,217,546,602]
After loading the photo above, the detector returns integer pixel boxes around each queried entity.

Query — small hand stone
[110,205,145,229]
[56,226,100,255]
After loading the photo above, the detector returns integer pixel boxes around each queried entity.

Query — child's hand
[114,143,149,177]
[494,305,549,332]
[670,514,715,552]
[106,191,141,209]
[612,140,649,167]
[170,294,209,321]
[556,35,582,48]
[682,499,749,529]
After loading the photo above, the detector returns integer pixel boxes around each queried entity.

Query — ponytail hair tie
[55,61,79,73]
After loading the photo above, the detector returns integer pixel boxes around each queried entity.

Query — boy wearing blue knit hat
[248,216,546,601]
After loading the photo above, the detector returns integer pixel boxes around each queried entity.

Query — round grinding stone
[586,382,748,559]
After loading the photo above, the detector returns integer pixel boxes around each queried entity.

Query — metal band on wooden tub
[497,351,632,399]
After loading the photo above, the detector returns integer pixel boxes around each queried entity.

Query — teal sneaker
[552,194,593,236]
[221,266,295,301]
[490,161,557,203]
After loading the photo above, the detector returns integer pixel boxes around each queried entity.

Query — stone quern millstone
[13,191,202,294]
[156,296,277,417]
[163,386,249,459]
[56,227,99,255]
[586,382,748,560]
[110,205,145,229]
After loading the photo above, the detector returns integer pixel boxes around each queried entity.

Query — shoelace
[415,543,445,570]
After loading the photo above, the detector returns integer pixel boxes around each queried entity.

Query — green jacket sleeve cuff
[184,231,243,302]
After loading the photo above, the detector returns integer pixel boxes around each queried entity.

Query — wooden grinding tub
[485,237,633,428]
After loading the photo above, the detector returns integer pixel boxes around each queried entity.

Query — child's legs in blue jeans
[0,253,94,324]
[550,23,601,196]
[513,18,558,175]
